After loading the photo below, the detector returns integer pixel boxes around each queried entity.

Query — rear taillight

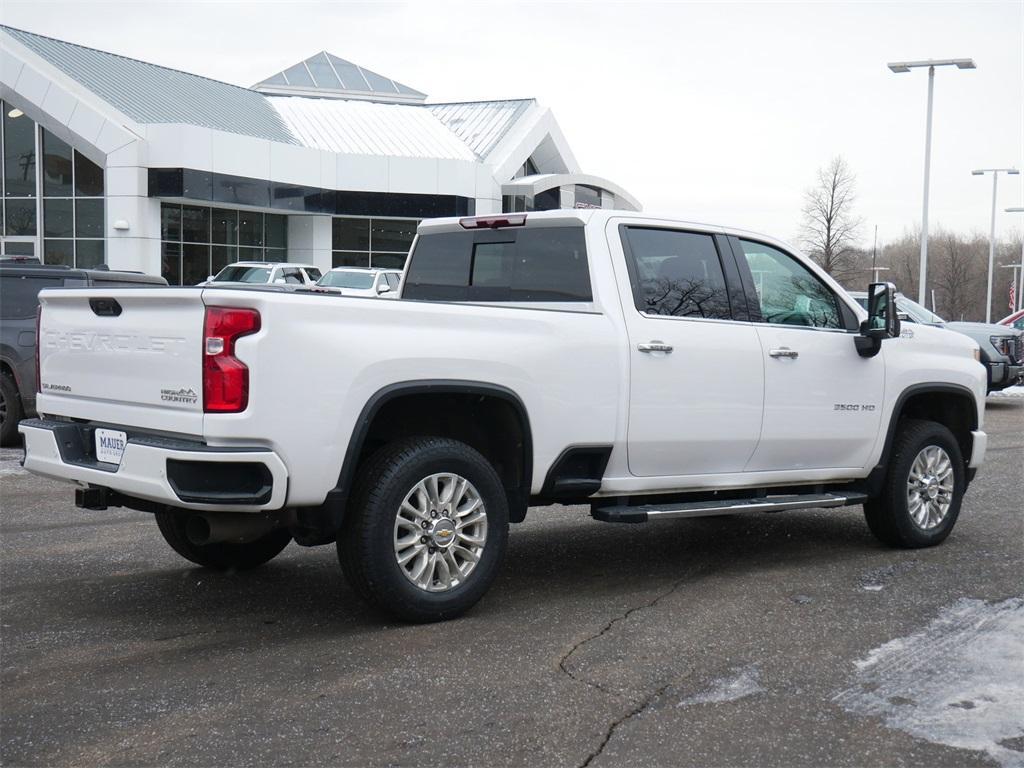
[35,305,41,394]
[203,307,260,413]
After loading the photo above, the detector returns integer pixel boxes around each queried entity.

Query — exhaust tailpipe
[185,514,279,545]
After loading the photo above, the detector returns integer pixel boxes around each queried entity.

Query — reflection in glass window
[44,199,73,237]
[238,211,263,246]
[75,239,104,269]
[181,205,210,243]
[3,107,36,197]
[371,253,406,270]
[373,219,417,253]
[182,243,210,285]
[211,209,237,245]
[4,198,36,236]
[623,228,731,319]
[75,198,104,238]
[739,240,840,329]
[42,131,73,197]
[44,239,74,267]
[332,251,370,268]
[73,151,104,197]
[161,242,181,285]
[265,214,287,248]
[334,218,370,251]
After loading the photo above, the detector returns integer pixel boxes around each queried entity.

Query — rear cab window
[402,226,592,305]
[0,274,66,319]
[619,227,733,320]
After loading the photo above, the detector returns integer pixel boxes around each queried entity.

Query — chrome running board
[591,492,868,524]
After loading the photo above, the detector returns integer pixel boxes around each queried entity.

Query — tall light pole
[1007,207,1024,313]
[972,168,1019,322]
[888,58,976,306]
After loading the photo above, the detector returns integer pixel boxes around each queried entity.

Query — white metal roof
[1,25,298,144]
[269,97,477,160]
[428,100,534,159]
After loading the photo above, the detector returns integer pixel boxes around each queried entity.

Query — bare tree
[800,156,864,281]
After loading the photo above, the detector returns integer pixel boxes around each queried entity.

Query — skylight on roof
[253,52,426,104]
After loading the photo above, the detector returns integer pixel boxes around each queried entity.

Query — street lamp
[972,168,1019,322]
[888,58,976,307]
[1006,207,1024,313]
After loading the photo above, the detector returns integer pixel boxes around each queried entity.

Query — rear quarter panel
[201,289,623,505]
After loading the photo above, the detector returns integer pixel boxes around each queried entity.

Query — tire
[337,437,509,622]
[154,511,292,570]
[864,419,966,548]
[0,373,24,447]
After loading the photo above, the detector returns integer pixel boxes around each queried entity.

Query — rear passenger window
[0,276,63,319]
[404,227,591,302]
[621,228,732,320]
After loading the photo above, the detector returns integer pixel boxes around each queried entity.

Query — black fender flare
[297,380,533,535]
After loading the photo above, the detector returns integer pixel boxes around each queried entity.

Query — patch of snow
[835,597,1024,767]
[990,385,1024,398]
[677,664,764,707]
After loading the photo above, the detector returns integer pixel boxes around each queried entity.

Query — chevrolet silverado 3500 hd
[21,210,988,621]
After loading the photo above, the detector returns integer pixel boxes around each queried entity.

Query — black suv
[0,261,167,445]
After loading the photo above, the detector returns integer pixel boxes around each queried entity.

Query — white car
[315,267,401,298]
[205,262,322,287]
[23,210,988,622]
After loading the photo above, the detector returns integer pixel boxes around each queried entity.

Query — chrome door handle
[638,341,673,353]
[768,347,799,359]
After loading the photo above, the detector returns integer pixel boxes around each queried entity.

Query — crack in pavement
[556,566,707,768]
[579,682,672,768]
[558,573,694,700]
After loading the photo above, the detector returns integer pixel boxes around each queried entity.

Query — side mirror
[897,312,911,322]
[376,283,391,294]
[855,282,901,358]
[206,275,214,283]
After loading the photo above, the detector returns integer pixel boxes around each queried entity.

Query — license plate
[95,428,127,466]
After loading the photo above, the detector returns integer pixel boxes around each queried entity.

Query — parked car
[850,291,1024,393]
[23,211,988,622]
[0,262,167,445]
[998,308,1024,331]
[204,262,322,287]
[315,267,402,298]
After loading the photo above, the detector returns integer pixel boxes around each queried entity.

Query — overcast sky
[3,1,1022,247]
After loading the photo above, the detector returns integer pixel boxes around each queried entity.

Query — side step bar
[591,492,868,524]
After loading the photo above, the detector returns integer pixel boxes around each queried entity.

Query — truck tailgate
[36,288,206,435]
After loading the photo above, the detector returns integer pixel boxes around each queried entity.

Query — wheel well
[355,390,531,522]
[896,390,975,463]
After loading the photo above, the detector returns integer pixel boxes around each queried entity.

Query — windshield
[318,271,375,289]
[896,295,945,324]
[212,266,271,283]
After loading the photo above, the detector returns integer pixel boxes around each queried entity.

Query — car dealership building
[0,26,640,283]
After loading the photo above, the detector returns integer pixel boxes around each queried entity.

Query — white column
[287,214,332,274]
[104,140,163,275]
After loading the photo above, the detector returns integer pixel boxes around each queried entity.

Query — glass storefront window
[161,204,182,241]
[42,132,73,197]
[265,214,287,248]
[181,205,210,243]
[74,151,104,197]
[333,217,370,251]
[161,241,181,286]
[371,253,406,270]
[43,199,73,237]
[4,198,36,235]
[332,251,369,268]
[182,243,210,285]
[372,219,416,253]
[75,239,104,269]
[3,108,36,197]
[238,211,263,246]
[211,208,237,245]
[75,198,104,238]
[44,239,74,266]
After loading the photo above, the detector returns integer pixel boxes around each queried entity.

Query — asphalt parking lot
[2,397,1022,768]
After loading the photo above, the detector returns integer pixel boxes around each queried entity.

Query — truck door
[610,222,765,477]
[731,237,884,471]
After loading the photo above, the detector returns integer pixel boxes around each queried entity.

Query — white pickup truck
[21,210,988,621]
